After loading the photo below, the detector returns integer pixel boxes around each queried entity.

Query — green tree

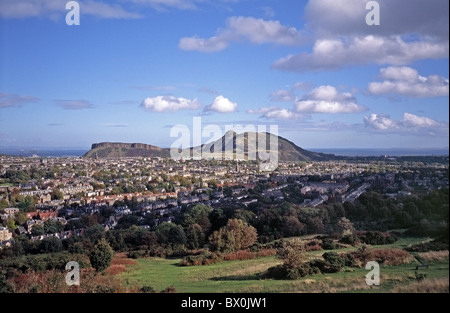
[39,236,63,253]
[209,219,257,253]
[155,222,187,247]
[183,204,212,234]
[89,239,114,272]
[31,225,45,236]
[51,189,64,200]
[185,223,205,250]
[0,199,9,209]
[14,212,27,226]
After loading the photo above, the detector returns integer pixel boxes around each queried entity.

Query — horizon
[0,0,449,150]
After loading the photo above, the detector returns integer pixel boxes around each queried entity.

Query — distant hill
[83,142,170,158]
[84,133,336,162]
[188,131,336,162]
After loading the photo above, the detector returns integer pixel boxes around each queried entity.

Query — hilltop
[83,142,170,158]
[84,133,337,161]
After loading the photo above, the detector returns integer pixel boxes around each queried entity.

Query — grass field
[119,236,449,293]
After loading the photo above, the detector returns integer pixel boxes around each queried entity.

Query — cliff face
[84,142,170,158]
[91,142,163,151]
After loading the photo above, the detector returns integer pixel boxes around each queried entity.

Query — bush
[340,233,359,245]
[322,252,346,273]
[345,247,413,267]
[405,240,449,252]
[265,265,287,280]
[140,285,155,293]
[321,238,337,250]
[359,231,398,245]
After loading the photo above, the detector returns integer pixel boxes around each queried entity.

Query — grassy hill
[84,132,337,162]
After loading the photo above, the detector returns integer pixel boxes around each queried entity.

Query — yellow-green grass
[119,255,449,293]
[119,236,447,293]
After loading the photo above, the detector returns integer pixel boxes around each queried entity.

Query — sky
[0,0,448,151]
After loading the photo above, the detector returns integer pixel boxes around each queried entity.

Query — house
[15,226,27,236]
[3,208,19,217]
[0,226,13,241]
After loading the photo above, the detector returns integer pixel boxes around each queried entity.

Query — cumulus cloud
[55,99,93,110]
[273,0,449,72]
[141,95,200,112]
[0,92,39,108]
[247,106,300,120]
[364,112,448,135]
[269,90,295,102]
[273,36,448,72]
[304,0,449,40]
[125,0,198,11]
[0,0,142,19]
[179,16,305,52]
[368,66,449,98]
[294,85,366,113]
[204,95,237,113]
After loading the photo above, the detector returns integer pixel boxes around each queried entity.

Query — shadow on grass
[209,274,262,281]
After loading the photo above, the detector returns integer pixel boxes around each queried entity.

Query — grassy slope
[119,236,448,293]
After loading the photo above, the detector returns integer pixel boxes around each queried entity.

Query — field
[119,236,449,293]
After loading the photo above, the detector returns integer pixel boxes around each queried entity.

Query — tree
[209,219,257,253]
[336,217,355,235]
[44,219,64,234]
[51,189,64,200]
[14,212,27,226]
[31,224,45,236]
[155,222,187,247]
[281,215,305,237]
[233,209,256,225]
[40,236,63,253]
[89,239,114,272]
[183,204,212,234]
[186,223,205,250]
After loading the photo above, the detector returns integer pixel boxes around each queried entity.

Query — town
[0,153,448,248]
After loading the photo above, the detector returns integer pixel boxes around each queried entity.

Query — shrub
[370,248,414,266]
[346,247,413,267]
[340,233,359,245]
[321,238,337,250]
[265,265,287,280]
[322,252,346,273]
[140,285,155,293]
[405,240,449,252]
[359,231,398,245]
[417,250,449,263]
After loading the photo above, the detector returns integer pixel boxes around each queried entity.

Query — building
[0,226,13,241]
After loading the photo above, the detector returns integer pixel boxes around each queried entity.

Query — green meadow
[120,236,449,293]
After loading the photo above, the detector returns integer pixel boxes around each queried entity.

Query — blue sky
[0,0,448,151]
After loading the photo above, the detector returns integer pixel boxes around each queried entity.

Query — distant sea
[312,148,449,157]
[1,147,448,158]
[0,148,89,157]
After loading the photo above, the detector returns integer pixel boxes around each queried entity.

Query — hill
[189,131,336,162]
[83,142,170,158]
[84,133,336,161]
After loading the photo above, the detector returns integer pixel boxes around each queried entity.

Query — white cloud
[273,0,449,72]
[55,99,93,110]
[305,0,449,40]
[179,16,305,52]
[141,95,200,112]
[273,36,449,72]
[0,92,39,108]
[247,106,300,120]
[295,85,366,113]
[364,112,448,135]
[269,90,294,102]
[204,95,237,113]
[0,0,141,19]
[125,0,198,11]
[368,66,449,98]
